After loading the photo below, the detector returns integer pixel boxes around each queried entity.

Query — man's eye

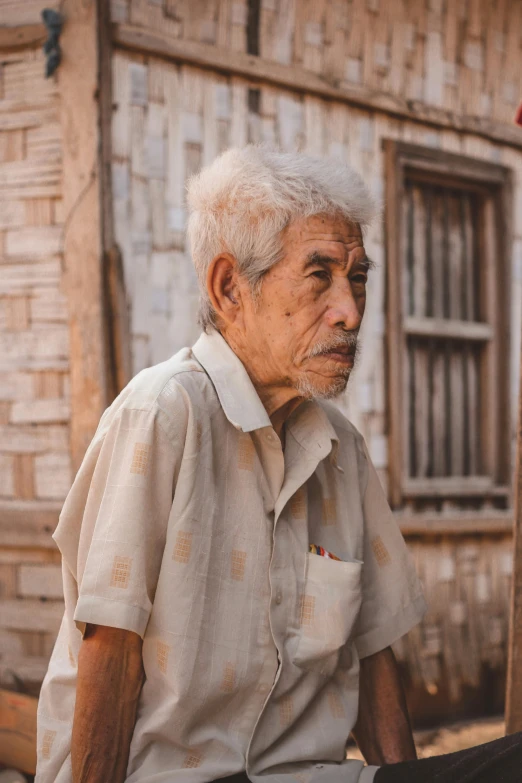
[352,274,367,284]
[311,270,329,281]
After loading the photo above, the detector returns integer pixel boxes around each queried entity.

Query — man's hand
[351,646,416,766]
[71,624,144,783]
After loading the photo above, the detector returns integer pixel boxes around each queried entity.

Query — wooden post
[59,0,131,472]
[383,140,405,511]
[59,0,111,471]
[506,313,522,732]
[97,0,133,401]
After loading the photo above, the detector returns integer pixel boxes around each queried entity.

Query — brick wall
[0,44,68,687]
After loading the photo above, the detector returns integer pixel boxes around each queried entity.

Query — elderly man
[36,147,521,783]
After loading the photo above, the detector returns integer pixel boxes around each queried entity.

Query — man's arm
[351,646,417,766]
[71,624,145,783]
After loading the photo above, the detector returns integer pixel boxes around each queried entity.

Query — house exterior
[0,0,521,722]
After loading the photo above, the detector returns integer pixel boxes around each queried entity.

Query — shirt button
[275,590,282,605]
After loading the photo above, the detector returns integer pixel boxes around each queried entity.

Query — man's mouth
[306,331,359,366]
[321,347,356,364]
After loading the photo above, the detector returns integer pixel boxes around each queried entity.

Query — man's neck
[268,398,304,440]
[220,329,304,439]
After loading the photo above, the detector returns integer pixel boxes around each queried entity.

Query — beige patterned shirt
[36,329,426,783]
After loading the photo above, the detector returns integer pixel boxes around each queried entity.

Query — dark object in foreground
[209,732,522,782]
[374,731,522,782]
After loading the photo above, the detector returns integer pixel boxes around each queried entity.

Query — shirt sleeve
[54,401,184,640]
[353,442,427,659]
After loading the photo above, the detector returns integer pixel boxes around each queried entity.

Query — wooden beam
[398,511,513,535]
[506,290,522,732]
[0,599,63,633]
[0,23,46,51]
[98,1,132,400]
[58,0,115,471]
[1,657,50,685]
[404,316,493,341]
[106,245,132,396]
[384,140,405,510]
[402,475,500,497]
[496,172,514,486]
[395,143,512,185]
[0,500,61,548]
[113,24,522,151]
[480,197,501,482]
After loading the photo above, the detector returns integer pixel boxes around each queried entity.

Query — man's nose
[324,287,363,331]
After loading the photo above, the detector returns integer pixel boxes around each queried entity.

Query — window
[384,142,512,513]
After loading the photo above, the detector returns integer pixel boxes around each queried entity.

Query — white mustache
[307,331,359,359]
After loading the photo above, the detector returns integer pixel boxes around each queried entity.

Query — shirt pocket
[293,553,363,677]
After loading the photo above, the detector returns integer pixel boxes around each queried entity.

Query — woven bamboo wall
[0,43,68,687]
[110,0,522,127]
[397,535,513,704]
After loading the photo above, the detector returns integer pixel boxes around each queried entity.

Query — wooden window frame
[383,141,513,511]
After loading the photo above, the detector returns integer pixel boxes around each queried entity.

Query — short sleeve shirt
[36,329,426,783]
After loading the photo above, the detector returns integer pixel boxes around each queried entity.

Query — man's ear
[206,253,242,326]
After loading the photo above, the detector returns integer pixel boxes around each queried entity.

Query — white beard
[294,371,350,400]
[294,333,360,400]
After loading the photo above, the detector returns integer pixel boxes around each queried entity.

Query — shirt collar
[286,400,339,461]
[192,329,271,432]
[192,330,340,459]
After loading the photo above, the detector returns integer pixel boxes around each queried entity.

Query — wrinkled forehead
[283,215,363,252]
[283,215,365,267]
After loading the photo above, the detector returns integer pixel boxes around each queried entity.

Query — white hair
[186,145,378,330]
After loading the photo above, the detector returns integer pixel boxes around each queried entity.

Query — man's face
[240,214,370,399]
